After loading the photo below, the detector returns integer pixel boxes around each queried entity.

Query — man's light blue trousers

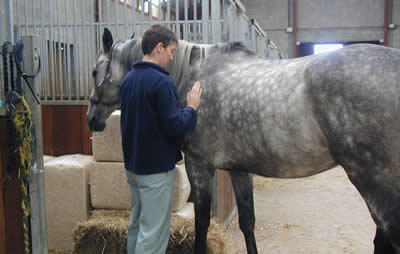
[125,169,175,254]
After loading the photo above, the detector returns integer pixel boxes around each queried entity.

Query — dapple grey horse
[87,28,400,254]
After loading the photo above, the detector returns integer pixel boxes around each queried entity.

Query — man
[120,24,202,254]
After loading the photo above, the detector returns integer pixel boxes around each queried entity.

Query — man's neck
[142,55,160,66]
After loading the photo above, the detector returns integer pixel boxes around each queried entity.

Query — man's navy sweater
[120,61,197,174]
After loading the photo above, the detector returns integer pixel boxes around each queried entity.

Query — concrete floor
[227,166,376,254]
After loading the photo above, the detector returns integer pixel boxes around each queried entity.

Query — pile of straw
[73,210,129,254]
[48,250,71,254]
[167,214,228,254]
[72,210,229,254]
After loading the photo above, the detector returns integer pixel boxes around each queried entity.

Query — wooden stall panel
[42,105,92,156]
[0,117,24,254]
[0,117,7,254]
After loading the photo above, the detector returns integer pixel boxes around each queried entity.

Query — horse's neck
[121,39,144,74]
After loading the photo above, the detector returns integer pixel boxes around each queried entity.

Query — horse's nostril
[87,115,106,132]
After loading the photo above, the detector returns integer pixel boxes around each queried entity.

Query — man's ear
[156,42,164,53]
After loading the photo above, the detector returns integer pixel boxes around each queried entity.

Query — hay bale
[168,214,229,254]
[73,210,230,254]
[172,164,191,212]
[90,161,131,209]
[92,111,124,162]
[45,154,93,251]
[73,210,129,254]
[89,163,191,211]
[44,155,56,163]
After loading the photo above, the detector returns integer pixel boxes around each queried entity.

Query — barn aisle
[228,166,375,254]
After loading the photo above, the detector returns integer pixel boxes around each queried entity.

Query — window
[138,0,165,18]
[313,44,343,55]
[119,0,133,5]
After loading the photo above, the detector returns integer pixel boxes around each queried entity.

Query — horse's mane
[169,40,256,84]
[168,40,201,85]
[210,41,256,56]
[119,40,144,71]
[117,39,256,85]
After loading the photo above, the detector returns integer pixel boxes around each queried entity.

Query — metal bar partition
[1,0,279,105]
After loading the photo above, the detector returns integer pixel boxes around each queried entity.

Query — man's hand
[186,81,203,111]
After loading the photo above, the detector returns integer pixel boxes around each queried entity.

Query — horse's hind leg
[184,155,215,254]
[335,160,400,253]
[306,69,400,252]
[374,228,396,254]
[328,152,400,253]
[368,181,400,254]
[230,171,258,254]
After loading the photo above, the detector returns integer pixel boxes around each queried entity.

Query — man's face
[159,42,176,68]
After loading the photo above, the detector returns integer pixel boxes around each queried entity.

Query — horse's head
[87,28,141,131]
[86,28,243,132]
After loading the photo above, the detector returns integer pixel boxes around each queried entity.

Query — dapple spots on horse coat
[182,52,335,178]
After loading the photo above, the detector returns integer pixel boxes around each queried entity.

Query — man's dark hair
[141,24,178,55]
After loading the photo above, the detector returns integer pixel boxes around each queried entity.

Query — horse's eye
[92,70,97,77]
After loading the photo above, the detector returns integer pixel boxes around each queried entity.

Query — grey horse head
[87,28,142,131]
[86,28,203,132]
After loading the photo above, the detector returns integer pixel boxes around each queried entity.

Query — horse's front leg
[230,171,258,254]
[185,155,215,254]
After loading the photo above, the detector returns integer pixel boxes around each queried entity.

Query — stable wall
[242,0,397,58]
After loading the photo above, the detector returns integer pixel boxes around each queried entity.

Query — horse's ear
[130,32,135,39]
[102,28,113,53]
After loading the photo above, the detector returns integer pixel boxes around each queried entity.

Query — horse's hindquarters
[305,44,400,251]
